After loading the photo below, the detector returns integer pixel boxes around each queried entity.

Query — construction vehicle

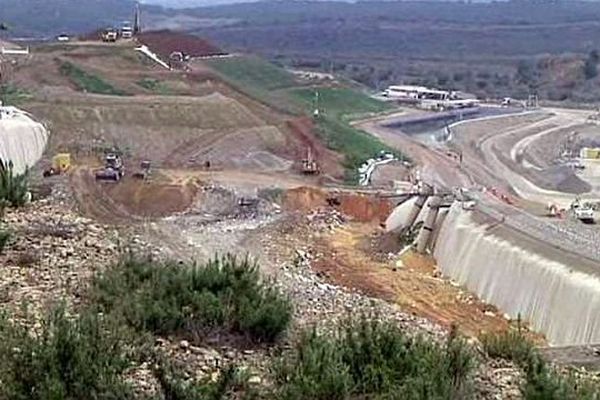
[95,153,124,182]
[101,28,118,42]
[43,153,71,177]
[133,160,151,180]
[301,148,320,175]
[571,198,595,223]
[121,24,133,39]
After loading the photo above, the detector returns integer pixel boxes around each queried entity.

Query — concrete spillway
[0,107,48,174]
[434,204,600,346]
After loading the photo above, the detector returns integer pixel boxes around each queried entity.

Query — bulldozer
[95,153,124,182]
[301,148,320,175]
[43,153,71,177]
[133,160,152,180]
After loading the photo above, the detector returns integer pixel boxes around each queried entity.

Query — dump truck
[95,153,124,182]
[101,28,118,42]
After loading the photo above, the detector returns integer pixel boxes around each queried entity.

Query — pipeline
[434,204,600,345]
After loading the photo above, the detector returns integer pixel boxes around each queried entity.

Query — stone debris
[0,199,120,321]
[306,208,346,231]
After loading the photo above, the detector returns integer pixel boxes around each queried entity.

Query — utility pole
[133,2,142,35]
[0,22,8,86]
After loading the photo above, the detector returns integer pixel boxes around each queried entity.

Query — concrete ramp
[434,204,600,346]
[0,107,48,174]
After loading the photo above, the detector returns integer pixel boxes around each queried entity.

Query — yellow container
[52,153,71,172]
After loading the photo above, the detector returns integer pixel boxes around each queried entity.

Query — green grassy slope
[206,56,401,181]
[59,61,128,96]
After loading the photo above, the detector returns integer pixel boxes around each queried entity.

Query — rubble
[0,199,121,320]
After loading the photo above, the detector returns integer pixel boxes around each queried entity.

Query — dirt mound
[283,187,393,223]
[138,30,226,59]
[28,93,294,172]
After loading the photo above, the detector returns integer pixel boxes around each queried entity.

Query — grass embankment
[206,56,400,181]
[59,61,127,96]
[288,87,398,180]
[0,84,32,105]
[205,56,300,114]
[136,78,172,95]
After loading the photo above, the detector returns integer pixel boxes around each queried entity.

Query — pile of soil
[138,30,226,59]
[283,187,393,223]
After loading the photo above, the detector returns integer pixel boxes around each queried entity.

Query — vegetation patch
[91,255,292,343]
[0,307,135,400]
[207,56,298,91]
[273,318,474,399]
[206,56,302,115]
[288,87,401,180]
[481,328,600,399]
[59,61,127,96]
[0,84,32,105]
[136,77,172,95]
[289,87,392,120]
[154,356,252,400]
[0,158,30,207]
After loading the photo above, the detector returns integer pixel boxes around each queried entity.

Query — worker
[204,160,211,170]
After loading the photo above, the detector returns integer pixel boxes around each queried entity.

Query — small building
[383,85,452,101]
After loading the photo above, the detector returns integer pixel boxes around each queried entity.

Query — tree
[584,50,599,80]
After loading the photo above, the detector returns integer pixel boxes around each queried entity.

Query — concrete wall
[0,107,48,174]
[434,204,600,346]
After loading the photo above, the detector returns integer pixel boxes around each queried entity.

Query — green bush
[0,226,11,253]
[154,356,251,400]
[0,306,134,400]
[91,255,292,343]
[481,327,600,399]
[0,158,29,207]
[480,325,537,367]
[522,358,600,400]
[273,317,475,399]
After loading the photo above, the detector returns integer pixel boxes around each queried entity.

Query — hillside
[190,1,600,102]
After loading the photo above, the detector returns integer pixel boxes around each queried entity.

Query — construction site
[3,13,600,397]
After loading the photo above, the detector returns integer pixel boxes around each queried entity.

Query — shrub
[273,317,475,399]
[480,324,537,367]
[0,306,134,400]
[521,358,600,400]
[91,255,292,343]
[154,356,251,400]
[0,159,29,207]
[0,226,11,253]
[480,326,600,399]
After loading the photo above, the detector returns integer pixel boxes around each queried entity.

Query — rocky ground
[0,183,525,398]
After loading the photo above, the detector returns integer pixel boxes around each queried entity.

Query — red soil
[138,30,226,59]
